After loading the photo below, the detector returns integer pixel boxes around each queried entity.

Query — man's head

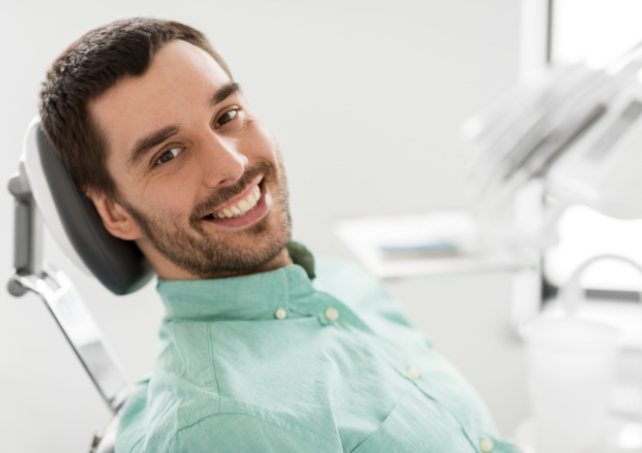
[40,18,292,280]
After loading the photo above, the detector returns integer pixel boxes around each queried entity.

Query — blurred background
[3,0,642,451]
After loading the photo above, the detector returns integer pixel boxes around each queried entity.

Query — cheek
[107,152,198,221]
[137,179,196,219]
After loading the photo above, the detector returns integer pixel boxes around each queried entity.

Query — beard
[121,157,292,279]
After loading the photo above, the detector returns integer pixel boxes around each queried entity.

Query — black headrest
[31,122,153,295]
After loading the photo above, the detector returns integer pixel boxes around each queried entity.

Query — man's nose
[199,133,248,188]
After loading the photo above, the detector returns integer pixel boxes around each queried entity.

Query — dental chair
[7,118,154,452]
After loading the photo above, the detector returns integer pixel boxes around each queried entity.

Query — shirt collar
[157,242,317,321]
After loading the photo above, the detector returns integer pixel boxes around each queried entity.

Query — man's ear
[85,190,143,241]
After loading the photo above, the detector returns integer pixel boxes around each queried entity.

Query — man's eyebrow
[127,125,180,169]
[211,82,241,105]
[126,82,241,169]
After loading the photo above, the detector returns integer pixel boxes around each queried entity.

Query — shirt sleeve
[175,412,334,453]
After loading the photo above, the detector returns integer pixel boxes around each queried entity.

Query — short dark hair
[40,17,233,198]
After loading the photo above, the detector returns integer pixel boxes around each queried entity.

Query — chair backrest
[22,117,153,295]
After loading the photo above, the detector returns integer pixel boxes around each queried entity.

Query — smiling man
[86,38,292,280]
[40,18,518,453]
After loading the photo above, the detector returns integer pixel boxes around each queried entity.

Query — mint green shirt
[116,252,518,452]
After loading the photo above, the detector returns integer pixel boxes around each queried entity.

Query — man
[40,18,518,452]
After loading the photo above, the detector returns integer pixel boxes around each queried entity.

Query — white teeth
[212,184,262,219]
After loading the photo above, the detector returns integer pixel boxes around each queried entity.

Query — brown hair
[39,17,233,198]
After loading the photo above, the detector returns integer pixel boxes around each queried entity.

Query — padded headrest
[23,118,153,295]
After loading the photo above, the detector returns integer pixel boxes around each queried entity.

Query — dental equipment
[465,42,642,222]
[463,42,642,343]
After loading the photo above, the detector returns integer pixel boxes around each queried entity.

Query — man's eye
[216,108,240,128]
[154,147,182,166]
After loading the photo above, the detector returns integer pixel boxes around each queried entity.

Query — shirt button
[479,437,494,452]
[324,307,340,322]
[406,367,421,380]
[274,308,287,320]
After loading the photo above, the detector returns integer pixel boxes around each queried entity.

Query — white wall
[0,1,521,451]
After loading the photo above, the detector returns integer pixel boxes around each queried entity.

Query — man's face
[89,40,291,279]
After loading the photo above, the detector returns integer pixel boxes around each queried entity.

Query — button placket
[406,366,421,381]
[274,308,287,320]
[479,437,494,452]
[324,307,340,322]
[318,306,340,326]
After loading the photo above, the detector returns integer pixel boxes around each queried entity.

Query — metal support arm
[7,167,130,414]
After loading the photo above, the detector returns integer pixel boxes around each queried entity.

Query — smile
[201,177,272,229]
[212,185,261,219]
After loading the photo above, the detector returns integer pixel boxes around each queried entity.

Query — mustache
[190,160,275,221]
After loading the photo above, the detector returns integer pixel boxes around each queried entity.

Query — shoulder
[313,258,414,329]
[313,258,388,301]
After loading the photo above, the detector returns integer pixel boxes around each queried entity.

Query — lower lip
[202,182,272,229]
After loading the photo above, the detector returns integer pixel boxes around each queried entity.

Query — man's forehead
[88,40,233,161]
